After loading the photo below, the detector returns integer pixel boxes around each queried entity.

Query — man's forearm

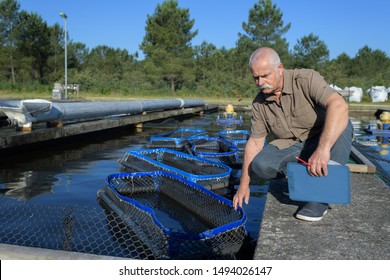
[240,137,265,183]
[319,93,349,150]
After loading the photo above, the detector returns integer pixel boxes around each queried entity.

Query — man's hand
[233,184,250,210]
[232,136,265,210]
[308,144,331,176]
[307,92,348,176]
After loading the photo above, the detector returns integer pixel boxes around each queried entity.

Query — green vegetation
[0,0,389,102]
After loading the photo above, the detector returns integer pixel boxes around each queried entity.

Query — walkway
[254,173,389,259]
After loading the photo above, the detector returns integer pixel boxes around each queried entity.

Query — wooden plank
[347,163,376,173]
[348,145,377,173]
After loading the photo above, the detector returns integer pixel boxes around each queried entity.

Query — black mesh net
[0,199,156,259]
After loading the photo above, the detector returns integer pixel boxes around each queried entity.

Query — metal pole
[60,12,68,99]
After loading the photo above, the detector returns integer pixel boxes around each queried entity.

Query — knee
[251,156,275,180]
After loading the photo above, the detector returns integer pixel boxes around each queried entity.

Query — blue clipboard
[287,162,350,204]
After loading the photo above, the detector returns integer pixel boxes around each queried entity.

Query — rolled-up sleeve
[308,71,339,108]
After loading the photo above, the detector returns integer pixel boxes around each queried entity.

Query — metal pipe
[0,99,206,127]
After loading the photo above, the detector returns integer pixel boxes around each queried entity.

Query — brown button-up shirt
[251,68,339,149]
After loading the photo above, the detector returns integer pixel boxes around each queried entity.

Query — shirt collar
[282,69,293,94]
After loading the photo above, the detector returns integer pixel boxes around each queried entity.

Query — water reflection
[0,171,58,200]
[0,127,147,201]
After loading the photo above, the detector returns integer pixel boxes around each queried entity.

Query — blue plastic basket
[149,128,206,150]
[118,148,232,190]
[98,171,247,259]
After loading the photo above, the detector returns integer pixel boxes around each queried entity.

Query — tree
[82,45,134,92]
[16,11,51,83]
[193,41,217,84]
[0,0,20,84]
[140,0,197,92]
[67,41,88,70]
[350,46,390,88]
[292,33,329,69]
[46,23,63,82]
[237,0,291,66]
[322,52,352,88]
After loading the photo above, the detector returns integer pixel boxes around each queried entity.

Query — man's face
[250,61,281,95]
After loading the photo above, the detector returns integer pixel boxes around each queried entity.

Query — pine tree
[237,0,291,64]
[292,33,329,70]
[0,0,20,84]
[140,0,197,92]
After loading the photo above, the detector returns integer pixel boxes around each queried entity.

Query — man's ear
[278,63,284,76]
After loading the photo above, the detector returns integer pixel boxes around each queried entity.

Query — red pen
[296,157,311,166]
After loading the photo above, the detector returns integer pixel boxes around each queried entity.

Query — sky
[18,0,390,60]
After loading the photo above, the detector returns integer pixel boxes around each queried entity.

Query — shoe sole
[296,210,327,222]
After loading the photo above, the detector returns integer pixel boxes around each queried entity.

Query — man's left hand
[307,145,331,176]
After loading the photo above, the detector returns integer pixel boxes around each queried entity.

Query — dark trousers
[251,120,354,179]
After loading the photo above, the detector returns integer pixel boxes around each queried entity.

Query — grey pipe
[0,99,205,127]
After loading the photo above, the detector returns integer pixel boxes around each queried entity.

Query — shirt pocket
[291,104,317,129]
[266,116,286,138]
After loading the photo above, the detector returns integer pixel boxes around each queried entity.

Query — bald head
[249,47,281,69]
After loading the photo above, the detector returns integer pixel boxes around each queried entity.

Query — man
[233,47,353,222]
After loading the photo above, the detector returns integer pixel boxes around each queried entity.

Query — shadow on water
[0,112,268,259]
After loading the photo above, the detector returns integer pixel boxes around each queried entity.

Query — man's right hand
[233,184,250,210]
[232,136,265,210]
